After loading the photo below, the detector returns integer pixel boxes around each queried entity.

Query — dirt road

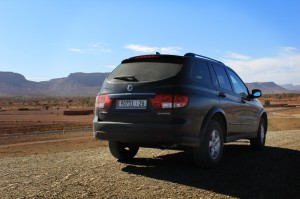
[1,130,300,199]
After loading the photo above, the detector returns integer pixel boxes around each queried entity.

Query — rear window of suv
[108,62,182,82]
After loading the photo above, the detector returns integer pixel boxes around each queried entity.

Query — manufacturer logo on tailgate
[127,85,133,92]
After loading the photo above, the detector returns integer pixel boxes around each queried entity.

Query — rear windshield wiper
[113,75,139,82]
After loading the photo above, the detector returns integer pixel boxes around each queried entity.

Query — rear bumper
[93,117,202,147]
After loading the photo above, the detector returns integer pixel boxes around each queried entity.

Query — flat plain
[0,96,300,198]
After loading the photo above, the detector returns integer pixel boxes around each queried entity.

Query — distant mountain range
[0,72,109,97]
[0,71,299,96]
[279,84,300,91]
[246,82,300,94]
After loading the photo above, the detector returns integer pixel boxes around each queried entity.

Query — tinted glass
[191,61,212,85]
[227,69,249,97]
[108,62,182,82]
[212,65,232,91]
[208,64,219,87]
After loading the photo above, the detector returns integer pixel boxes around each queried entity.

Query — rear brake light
[174,95,189,108]
[150,94,172,109]
[95,95,112,109]
[150,94,188,109]
[133,55,160,59]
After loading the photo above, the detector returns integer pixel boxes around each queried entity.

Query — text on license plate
[116,100,147,109]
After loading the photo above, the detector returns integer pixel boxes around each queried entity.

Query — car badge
[127,85,133,92]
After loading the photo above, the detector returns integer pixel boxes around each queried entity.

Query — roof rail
[184,53,224,64]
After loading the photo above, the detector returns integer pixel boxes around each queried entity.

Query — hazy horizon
[1,70,300,88]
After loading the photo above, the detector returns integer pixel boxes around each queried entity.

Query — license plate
[116,100,147,109]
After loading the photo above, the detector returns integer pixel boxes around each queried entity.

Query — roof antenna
[156,52,160,55]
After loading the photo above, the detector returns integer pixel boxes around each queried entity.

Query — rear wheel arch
[211,113,227,142]
[193,118,225,168]
[200,107,227,141]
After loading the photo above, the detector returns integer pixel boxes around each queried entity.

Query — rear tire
[250,118,266,150]
[193,119,224,169]
[109,141,139,160]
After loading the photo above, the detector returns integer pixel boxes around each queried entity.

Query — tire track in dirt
[0,128,93,137]
[0,136,92,148]
[0,130,299,198]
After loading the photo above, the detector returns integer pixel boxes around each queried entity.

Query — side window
[212,64,232,91]
[190,61,212,85]
[227,69,249,97]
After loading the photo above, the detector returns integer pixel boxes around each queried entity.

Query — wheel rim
[260,122,265,143]
[209,130,221,159]
[123,144,132,152]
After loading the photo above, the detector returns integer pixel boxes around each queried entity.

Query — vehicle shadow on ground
[121,143,300,199]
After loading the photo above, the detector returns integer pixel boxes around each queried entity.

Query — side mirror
[251,89,262,98]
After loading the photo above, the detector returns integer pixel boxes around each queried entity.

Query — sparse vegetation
[0,96,95,110]
[264,100,270,106]
[260,93,300,107]
[63,110,93,115]
[262,93,300,99]
[0,93,300,198]
[18,108,29,111]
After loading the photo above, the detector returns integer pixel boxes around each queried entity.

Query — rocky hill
[0,72,109,97]
[246,82,297,94]
[280,84,300,91]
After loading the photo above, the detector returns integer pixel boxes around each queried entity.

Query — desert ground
[0,96,300,198]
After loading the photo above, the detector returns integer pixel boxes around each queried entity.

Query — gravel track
[1,130,300,198]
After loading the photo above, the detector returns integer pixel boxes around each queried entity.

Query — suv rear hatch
[95,55,188,123]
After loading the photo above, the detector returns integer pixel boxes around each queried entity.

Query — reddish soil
[0,100,300,198]
[0,108,102,157]
[0,109,93,135]
[0,105,299,158]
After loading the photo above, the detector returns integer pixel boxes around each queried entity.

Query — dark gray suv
[93,53,268,168]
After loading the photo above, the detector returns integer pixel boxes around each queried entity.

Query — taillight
[150,94,172,109]
[174,95,189,108]
[95,94,112,110]
[150,94,188,110]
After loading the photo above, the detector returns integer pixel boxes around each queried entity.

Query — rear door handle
[218,92,226,98]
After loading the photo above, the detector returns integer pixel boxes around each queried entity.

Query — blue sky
[0,0,300,84]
